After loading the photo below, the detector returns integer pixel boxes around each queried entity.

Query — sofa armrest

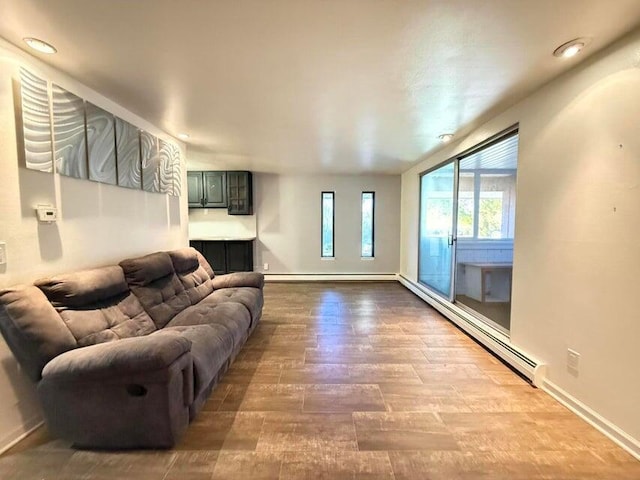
[41,333,192,382]
[212,272,265,290]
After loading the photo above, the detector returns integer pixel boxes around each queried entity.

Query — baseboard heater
[398,274,546,386]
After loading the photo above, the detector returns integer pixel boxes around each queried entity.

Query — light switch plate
[0,242,6,265]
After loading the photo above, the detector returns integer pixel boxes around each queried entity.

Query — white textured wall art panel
[20,68,52,172]
[169,142,182,197]
[52,83,87,179]
[86,101,117,185]
[140,130,160,193]
[114,116,141,189]
[159,139,182,196]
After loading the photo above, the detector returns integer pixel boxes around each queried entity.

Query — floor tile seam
[160,452,180,480]
[41,456,99,480]
[351,412,361,453]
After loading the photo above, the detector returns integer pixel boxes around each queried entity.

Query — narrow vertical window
[361,192,375,257]
[321,191,334,257]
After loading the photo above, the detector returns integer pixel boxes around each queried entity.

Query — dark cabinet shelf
[190,240,254,275]
[187,170,252,214]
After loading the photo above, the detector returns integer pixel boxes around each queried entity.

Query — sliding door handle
[447,234,455,246]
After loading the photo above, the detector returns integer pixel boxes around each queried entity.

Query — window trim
[321,191,335,258]
[361,191,375,258]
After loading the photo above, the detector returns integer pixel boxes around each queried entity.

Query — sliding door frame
[417,159,460,301]
[417,124,519,304]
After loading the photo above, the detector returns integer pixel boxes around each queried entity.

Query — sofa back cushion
[195,249,215,279]
[0,286,77,381]
[36,266,156,347]
[168,248,213,305]
[120,252,191,328]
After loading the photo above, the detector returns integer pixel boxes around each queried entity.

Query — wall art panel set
[18,67,183,196]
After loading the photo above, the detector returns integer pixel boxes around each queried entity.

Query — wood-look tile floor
[1,282,639,479]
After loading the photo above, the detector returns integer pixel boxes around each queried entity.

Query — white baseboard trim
[398,274,545,385]
[0,417,43,456]
[542,379,640,461]
[264,273,398,282]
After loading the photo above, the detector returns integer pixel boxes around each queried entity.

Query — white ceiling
[1,1,640,174]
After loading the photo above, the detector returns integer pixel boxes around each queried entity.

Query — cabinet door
[189,240,203,253]
[203,172,228,208]
[227,171,253,215]
[202,241,227,275]
[187,172,204,208]
[226,241,254,273]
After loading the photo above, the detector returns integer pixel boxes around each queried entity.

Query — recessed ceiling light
[553,38,588,58]
[23,37,57,54]
[177,133,190,140]
[438,134,454,143]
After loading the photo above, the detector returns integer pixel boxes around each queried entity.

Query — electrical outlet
[263,263,269,271]
[567,348,580,375]
[0,242,6,265]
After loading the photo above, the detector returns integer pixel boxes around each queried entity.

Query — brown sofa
[0,247,264,449]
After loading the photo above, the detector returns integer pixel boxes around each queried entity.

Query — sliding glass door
[418,161,457,298]
[418,129,519,334]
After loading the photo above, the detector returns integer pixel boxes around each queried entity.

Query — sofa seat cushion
[165,302,250,350]
[168,248,214,305]
[160,325,233,397]
[200,288,263,326]
[120,252,191,328]
[36,266,157,347]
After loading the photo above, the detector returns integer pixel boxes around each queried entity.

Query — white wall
[400,29,640,444]
[0,40,188,451]
[256,173,400,274]
[189,209,257,240]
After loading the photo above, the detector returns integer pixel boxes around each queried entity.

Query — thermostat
[35,204,58,223]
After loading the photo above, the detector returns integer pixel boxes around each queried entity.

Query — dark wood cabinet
[202,241,227,274]
[227,171,253,215]
[190,239,254,275]
[187,170,252,214]
[203,171,228,208]
[187,172,204,208]
[225,241,253,273]
[187,171,228,208]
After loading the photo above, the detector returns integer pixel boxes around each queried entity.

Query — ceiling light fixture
[23,37,57,54]
[438,133,454,143]
[177,133,190,140]
[553,38,588,58]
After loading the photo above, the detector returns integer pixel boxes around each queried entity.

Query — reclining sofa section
[0,247,264,449]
